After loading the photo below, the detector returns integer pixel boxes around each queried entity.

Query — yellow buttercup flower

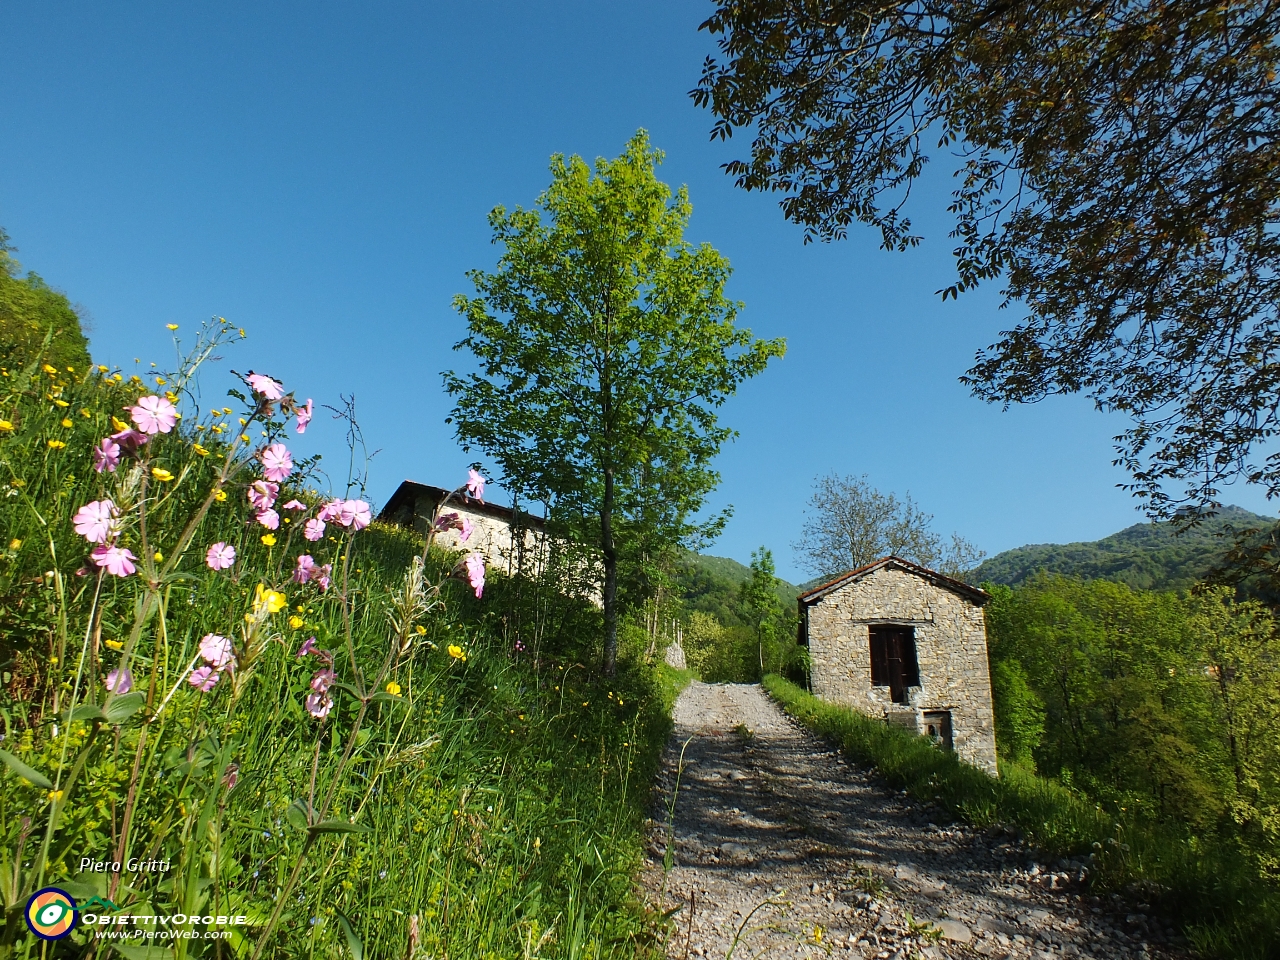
[111,416,129,431]
[46,439,66,449]
[155,377,166,386]
[253,584,287,613]
[104,638,123,650]
[0,420,13,432]
[151,467,174,482]
[165,391,178,403]
[8,539,21,550]
[47,789,63,803]
[288,615,304,630]
[385,681,402,696]
[42,364,57,374]
[415,625,427,635]
[240,434,250,443]
[79,408,90,417]
[53,399,69,408]
[192,443,209,456]
[112,373,123,382]
[166,324,179,330]
[153,550,164,561]
[214,489,227,502]
[447,644,466,661]
[261,533,277,547]
[97,365,109,373]
[60,418,73,428]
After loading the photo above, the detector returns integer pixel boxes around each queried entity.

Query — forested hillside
[972,505,1275,591]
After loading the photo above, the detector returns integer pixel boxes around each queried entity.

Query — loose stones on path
[640,682,1188,960]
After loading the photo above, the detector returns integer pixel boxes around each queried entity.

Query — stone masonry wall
[806,565,999,775]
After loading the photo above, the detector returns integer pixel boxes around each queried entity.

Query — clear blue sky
[3,1,1270,583]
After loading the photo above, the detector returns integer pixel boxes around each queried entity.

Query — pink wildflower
[246,373,283,400]
[305,692,333,719]
[293,554,317,584]
[199,633,234,669]
[317,499,343,522]
[316,563,332,591]
[310,668,336,694]
[466,469,486,502]
[247,480,279,511]
[465,552,486,599]
[92,436,122,473]
[91,545,137,577]
[296,398,313,434]
[282,499,306,511]
[338,499,372,531]
[297,636,318,658]
[205,542,236,571]
[189,665,220,692]
[73,499,119,545]
[459,517,474,543]
[110,428,149,454]
[105,667,134,694]
[256,508,280,530]
[128,395,178,435]
[261,443,293,482]
[304,517,325,541]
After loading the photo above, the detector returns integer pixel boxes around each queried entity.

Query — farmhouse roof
[378,480,546,532]
[797,556,990,607]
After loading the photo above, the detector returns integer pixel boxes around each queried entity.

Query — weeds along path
[641,681,1187,960]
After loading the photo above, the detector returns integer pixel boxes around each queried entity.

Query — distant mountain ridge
[971,505,1276,592]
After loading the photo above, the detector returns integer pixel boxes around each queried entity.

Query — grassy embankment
[0,327,675,959]
[763,674,1280,960]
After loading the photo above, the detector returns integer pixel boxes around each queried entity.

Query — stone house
[377,480,546,575]
[797,557,999,775]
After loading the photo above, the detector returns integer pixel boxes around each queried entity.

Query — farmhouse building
[377,480,546,574]
[798,557,999,775]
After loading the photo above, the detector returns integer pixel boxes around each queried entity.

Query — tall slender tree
[444,132,785,675]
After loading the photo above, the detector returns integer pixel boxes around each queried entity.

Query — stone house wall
[803,562,999,775]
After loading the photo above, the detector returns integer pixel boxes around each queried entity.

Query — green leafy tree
[444,132,785,675]
[0,228,91,372]
[739,546,783,675]
[693,2,1280,519]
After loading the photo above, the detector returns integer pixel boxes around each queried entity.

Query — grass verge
[763,674,1280,960]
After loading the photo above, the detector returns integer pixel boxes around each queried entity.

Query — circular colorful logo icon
[25,887,77,940]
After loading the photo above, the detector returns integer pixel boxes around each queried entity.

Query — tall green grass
[0,331,670,959]
[764,674,1280,960]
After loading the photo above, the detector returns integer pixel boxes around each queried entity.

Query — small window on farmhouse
[868,625,919,705]
[923,710,954,751]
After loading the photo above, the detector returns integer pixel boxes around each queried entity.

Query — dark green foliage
[766,674,1280,960]
[0,228,91,373]
[972,505,1275,593]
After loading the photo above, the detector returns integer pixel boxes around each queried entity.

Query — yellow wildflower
[79,408,90,417]
[214,489,227,502]
[385,681,402,696]
[47,439,66,449]
[165,391,178,403]
[222,407,232,415]
[8,539,21,550]
[166,324,179,331]
[240,434,250,443]
[47,789,63,803]
[415,625,427,635]
[288,615,304,630]
[0,420,13,432]
[66,366,75,373]
[151,467,174,482]
[261,533,277,547]
[155,377,166,386]
[60,418,73,428]
[447,644,466,661]
[53,399,69,407]
[105,638,123,650]
[192,443,209,456]
[112,373,123,382]
[42,364,57,374]
[97,365,109,373]
[111,416,129,431]
[153,550,164,561]
[254,584,287,613]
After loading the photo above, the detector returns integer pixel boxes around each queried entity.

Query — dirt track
[641,681,1187,960]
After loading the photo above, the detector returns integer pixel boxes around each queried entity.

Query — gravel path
[641,682,1188,960]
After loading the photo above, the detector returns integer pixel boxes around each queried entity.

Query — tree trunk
[601,464,618,676]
